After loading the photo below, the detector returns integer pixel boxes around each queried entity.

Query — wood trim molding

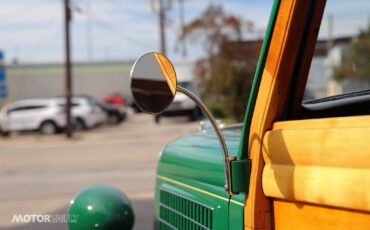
[273,115,370,130]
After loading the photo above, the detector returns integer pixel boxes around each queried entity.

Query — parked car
[0,99,67,135]
[154,81,202,123]
[102,94,126,108]
[83,96,127,125]
[56,96,105,130]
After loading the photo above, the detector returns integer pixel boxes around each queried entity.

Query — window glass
[304,0,370,101]
[8,105,46,113]
[58,103,79,107]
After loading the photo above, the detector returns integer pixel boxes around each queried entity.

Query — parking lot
[0,114,199,230]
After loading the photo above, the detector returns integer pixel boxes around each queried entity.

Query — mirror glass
[130,52,177,114]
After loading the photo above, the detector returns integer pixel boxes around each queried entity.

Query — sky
[0,0,369,64]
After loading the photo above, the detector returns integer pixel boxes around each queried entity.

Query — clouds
[79,2,160,61]
[0,1,62,26]
[318,0,370,39]
[0,0,369,64]
[0,1,63,63]
[0,0,272,63]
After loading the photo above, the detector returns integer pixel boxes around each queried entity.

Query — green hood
[157,126,242,188]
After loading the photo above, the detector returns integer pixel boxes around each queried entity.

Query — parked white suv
[56,97,106,130]
[0,99,67,135]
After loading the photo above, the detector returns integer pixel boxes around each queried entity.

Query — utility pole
[86,0,93,62]
[327,14,338,96]
[179,0,187,58]
[150,0,169,55]
[64,0,73,138]
[327,14,334,52]
[158,0,167,55]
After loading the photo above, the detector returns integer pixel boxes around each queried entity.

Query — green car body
[155,126,245,229]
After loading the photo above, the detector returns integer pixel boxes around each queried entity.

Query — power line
[72,0,152,49]
[91,18,152,49]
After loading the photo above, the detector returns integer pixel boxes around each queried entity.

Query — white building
[307,36,370,99]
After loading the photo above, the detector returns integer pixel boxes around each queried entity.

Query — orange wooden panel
[273,115,370,130]
[273,199,370,230]
[262,116,370,212]
[264,115,370,228]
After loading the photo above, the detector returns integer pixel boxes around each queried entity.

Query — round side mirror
[130,52,177,114]
[129,52,234,195]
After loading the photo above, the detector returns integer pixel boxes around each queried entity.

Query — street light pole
[64,0,73,138]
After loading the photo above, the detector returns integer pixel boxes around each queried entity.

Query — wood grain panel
[273,115,370,130]
[262,121,370,212]
[264,125,370,168]
[273,199,370,230]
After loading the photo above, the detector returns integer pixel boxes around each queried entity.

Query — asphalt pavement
[0,114,198,230]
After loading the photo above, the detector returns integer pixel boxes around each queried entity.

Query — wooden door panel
[262,115,370,228]
[273,199,370,230]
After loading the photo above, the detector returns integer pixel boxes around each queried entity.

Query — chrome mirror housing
[130,52,177,114]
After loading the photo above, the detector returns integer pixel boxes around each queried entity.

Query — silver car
[0,99,67,135]
[55,97,106,130]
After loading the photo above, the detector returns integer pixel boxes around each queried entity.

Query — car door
[20,104,47,130]
[8,104,46,131]
[242,0,370,229]
[7,105,29,131]
[263,113,370,229]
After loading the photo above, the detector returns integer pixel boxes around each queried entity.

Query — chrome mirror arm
[177,86,236,195]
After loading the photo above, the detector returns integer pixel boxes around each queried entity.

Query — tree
[334,22,370,82]
[178,5,244,56]
[352,22,370,81]
[178,5,258,121]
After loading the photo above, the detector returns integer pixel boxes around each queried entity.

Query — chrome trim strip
[157,175,229,203]
[158,175,245,207]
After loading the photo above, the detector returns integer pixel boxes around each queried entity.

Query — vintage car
[68,0,370,229]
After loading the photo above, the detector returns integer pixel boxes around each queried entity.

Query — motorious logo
[12,214,78,223]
